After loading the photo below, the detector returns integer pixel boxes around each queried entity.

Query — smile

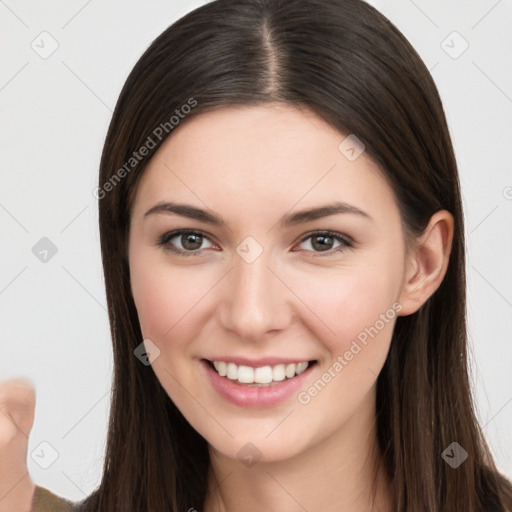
[201,358,318,408]
[209,360,312,386]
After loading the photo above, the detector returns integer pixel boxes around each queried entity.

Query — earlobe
[398,210,454,316]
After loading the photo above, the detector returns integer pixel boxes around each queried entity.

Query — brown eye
[180,233,203,251]
[156,230,214,256]
[296,231,352,255]
[311,234,335,251]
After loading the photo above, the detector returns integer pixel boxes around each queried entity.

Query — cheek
[290,260,403,433]
[130,254,209,343]
[340,271,398,345]
[288,259,402,357]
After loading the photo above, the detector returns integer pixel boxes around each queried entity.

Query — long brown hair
[79,0,512,510]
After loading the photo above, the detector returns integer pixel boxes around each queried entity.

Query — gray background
[1,0,511,501]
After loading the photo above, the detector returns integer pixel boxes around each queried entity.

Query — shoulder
[32,485,81,511]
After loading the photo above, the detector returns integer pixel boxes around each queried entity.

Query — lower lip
[201,359,316,408]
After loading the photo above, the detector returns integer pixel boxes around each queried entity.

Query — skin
[0,379,36,512]
[128,103,454,512]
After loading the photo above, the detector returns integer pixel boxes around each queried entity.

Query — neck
[203,388,394,512]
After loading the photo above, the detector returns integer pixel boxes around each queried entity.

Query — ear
[397,210,454,316]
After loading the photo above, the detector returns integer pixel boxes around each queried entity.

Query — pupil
[313,235,332,251]
[183,233,202,250]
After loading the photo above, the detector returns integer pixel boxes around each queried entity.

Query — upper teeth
[212,361,310,384]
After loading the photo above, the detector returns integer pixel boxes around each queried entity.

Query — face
[128,104,410,464]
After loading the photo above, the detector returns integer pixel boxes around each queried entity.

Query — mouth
[203,359,318,387]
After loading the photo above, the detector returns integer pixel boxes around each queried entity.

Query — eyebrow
[143,200,373,228]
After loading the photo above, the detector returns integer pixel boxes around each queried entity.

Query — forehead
[131,104,398,226]
[156,103,348,170]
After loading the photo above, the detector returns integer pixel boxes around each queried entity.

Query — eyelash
[155,229,354,257]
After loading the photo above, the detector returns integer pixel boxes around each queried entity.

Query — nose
[219,247,292,341]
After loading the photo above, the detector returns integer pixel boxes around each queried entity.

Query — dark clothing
[31,485,80,512]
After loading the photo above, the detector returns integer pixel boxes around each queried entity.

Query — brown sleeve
[31,485,80,512]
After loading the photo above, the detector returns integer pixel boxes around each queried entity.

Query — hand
[0,378,37,512]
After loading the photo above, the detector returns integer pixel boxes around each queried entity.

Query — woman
[1,0,511,510]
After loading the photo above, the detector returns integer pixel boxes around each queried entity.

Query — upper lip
[203,356,317,367]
